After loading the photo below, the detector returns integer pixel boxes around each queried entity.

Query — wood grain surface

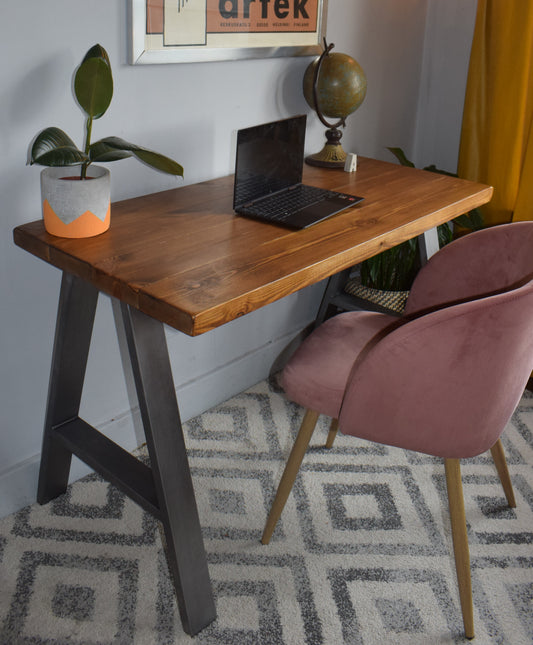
[14,158,492,335]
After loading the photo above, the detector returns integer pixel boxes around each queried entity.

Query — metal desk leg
[37,272,215,635]
[419,227,440,263]
[38,272,99,503]
[121,303,216,635]
[314,268,353,327]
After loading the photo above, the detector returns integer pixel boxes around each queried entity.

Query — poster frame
[130,0,328,64]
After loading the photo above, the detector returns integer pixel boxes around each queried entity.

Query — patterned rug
[1,380,532,645]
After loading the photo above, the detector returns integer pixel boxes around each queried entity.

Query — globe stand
[305,126,346,168]
[303,39,366,170]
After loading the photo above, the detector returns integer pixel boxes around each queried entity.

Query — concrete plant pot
[41,165,110,238]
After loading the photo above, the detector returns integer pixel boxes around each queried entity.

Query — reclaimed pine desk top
[14,157,493,336]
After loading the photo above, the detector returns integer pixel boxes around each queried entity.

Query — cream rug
[1,380,532,644]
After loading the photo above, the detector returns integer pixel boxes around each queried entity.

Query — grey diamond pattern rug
[1,380,532,644]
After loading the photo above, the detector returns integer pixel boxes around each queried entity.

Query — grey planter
[40,165,110,238]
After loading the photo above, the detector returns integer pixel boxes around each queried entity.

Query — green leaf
[424,163,457,177]
[437,222,453,247]
[89,140,132,162]
[469,208,485,229]
[453,208,484,231]
[30,127,88,166]
[131,148,184,176]
[361,236,419,291]
[74,56,113,119]
[81,44,111,67]
[386,147,415,167]
[97,137,184,176]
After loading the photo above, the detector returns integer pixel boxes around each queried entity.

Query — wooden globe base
[305,126,347,168]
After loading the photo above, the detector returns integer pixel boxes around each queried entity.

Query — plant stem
[81,115,93,179]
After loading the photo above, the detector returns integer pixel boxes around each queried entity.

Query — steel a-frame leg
[37,272,99,503]
[37,271,216,635]
[120,301,216,634]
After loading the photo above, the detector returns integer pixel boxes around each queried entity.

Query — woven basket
[344,278,409,314]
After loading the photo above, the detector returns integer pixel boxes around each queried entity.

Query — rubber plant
[359,147,484,292]
[29,44,183,179]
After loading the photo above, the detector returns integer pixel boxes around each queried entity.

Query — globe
[302,45,367,167]
[303,52,367,120]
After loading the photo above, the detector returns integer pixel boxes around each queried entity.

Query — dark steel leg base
[38,273,98,504]
[121,302,216,634]
[37,272,216,636]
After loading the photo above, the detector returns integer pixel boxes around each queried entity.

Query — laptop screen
[233,115,307,209]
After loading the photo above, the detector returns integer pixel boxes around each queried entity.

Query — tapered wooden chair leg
[261,409,319,545]
[325,418,339,449]
[444,458,474,640]
[490,438,516,507]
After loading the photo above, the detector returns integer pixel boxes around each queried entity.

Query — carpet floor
[1,379,532,644]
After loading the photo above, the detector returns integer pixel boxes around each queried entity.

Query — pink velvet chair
[261,221,533,640]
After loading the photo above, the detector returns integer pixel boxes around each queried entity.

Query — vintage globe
[303,52,367,120]
[303,47,367,167]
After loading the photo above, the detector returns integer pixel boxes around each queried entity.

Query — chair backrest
[338,278,533,459]
[404,221,533,316]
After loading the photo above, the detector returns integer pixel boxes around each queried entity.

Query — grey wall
[413,0,479,170]
[0,0,476,516]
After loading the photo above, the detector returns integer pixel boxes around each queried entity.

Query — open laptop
[233,115,364,229]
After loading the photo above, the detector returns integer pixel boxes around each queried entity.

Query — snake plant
[29,44,183,180]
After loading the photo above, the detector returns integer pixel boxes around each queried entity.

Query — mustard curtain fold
[458,0,533,225]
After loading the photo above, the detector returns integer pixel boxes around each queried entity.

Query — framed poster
[130,0,328,64]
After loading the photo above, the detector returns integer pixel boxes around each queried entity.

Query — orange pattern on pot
[43,199,111,238]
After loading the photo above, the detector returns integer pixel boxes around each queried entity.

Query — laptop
[233,115,364,229]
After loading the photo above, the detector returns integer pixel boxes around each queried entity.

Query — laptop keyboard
[243,185,331,222]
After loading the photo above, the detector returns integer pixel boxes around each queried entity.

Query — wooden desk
[13,158,492,635]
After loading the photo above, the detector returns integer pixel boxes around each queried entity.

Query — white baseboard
[0,325,305,519]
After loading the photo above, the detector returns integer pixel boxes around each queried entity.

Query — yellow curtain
[458,0,533,225]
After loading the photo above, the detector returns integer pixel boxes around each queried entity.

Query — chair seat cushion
[282,311,397,418]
